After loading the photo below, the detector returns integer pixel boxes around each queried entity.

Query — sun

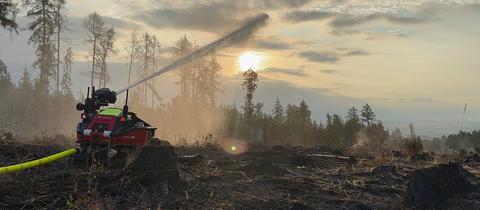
[238,51,264,72]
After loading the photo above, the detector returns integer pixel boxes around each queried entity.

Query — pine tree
[151,35,161,108]
[195,58,209,104]
[83,11,105,87]
[326,113,332,126]
[138,32,152,106]
[325,113,344,148]
[361,103,376,126]
[347,106,360,122]
[0,60,12,128]
[344,106,362,148]
[390,128,403,149]
[174,35,193,98]
[298,100,311,127]
[272,96,284,122]
[54,0,65,94]
[241,68,258,123]
[18,67,33,91]
[61,47,73,95]
[0,0,18,32]
[196,55,221,105]
[223,107,239,138]
[126,31,139,84]
[254,102,264,119]
[0,59,12,91]
[286,104,299,126]
[208,56,222,105]
[409,123,415,139]
[25,0,58,94]
[366,121,388,151]
[16,67,34,127]
[191,42,201,102]
[98,27,117,88]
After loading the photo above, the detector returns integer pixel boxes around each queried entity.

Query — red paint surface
[77,114,154,146]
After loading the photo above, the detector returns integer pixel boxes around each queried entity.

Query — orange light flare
[220,139,250,155]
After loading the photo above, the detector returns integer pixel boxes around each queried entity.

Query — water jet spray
[116,13,269,94]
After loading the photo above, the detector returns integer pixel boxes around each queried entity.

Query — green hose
[0,148,79,174]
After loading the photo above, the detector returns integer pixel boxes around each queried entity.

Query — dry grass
[371,151,395,166]
[402,138,423,156]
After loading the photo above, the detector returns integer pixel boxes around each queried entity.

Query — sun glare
[238,51,264,72]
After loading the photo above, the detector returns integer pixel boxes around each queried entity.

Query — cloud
[264,67,306,76]
[344,50,369,56]
[132,3,250,33]
[255,38,291,50]
[284,2,434,30]
[298,51,338,63]
[132,0,311,33]
[252,0,312,9]
[372,97,438,103]
[299,48,368,63]
[283,10,334,22]
[330,14,426,29]
[320,69,337,74]
[102,16,141,30]
[69,15,139,31]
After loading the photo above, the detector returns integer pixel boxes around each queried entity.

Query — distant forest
[0,1,477,154]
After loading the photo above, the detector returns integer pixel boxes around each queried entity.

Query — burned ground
[0,139,480,210]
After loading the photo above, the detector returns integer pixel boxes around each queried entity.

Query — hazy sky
[1,0,480,136]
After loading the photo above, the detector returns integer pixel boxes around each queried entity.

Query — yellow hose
[0,148,79,174]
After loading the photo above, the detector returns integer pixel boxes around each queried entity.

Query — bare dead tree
[126,30,139,85]
[151,35,161,108]
[83,11,105,87]
[98,27,117,87]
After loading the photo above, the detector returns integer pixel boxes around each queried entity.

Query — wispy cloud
[320,69,337,74]
[283,10,334,22]
[344,50,369,56]
[298,48,368,64]
[264,67,306,76]
[372,97,438,103]
[132,2,251,33]
[298,51,338,63]
[255,38,292,50]
[283,1,439,31]
[131,0,312,33]
[330,14,427,29]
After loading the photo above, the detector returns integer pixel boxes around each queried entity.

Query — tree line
[420,130,480,153]
[0,1,416,151]
[0,0,77,136]
[128,35,224,143]
[0,1,127,136]
[221,85,389,150]
[0,1,226,137]
[3,1,470,155]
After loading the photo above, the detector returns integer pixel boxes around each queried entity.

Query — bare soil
[0,140,479,210]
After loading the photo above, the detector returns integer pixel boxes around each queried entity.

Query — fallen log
[307,154,356,161]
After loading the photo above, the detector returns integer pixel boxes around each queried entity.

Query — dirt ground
[0,138,479,210]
